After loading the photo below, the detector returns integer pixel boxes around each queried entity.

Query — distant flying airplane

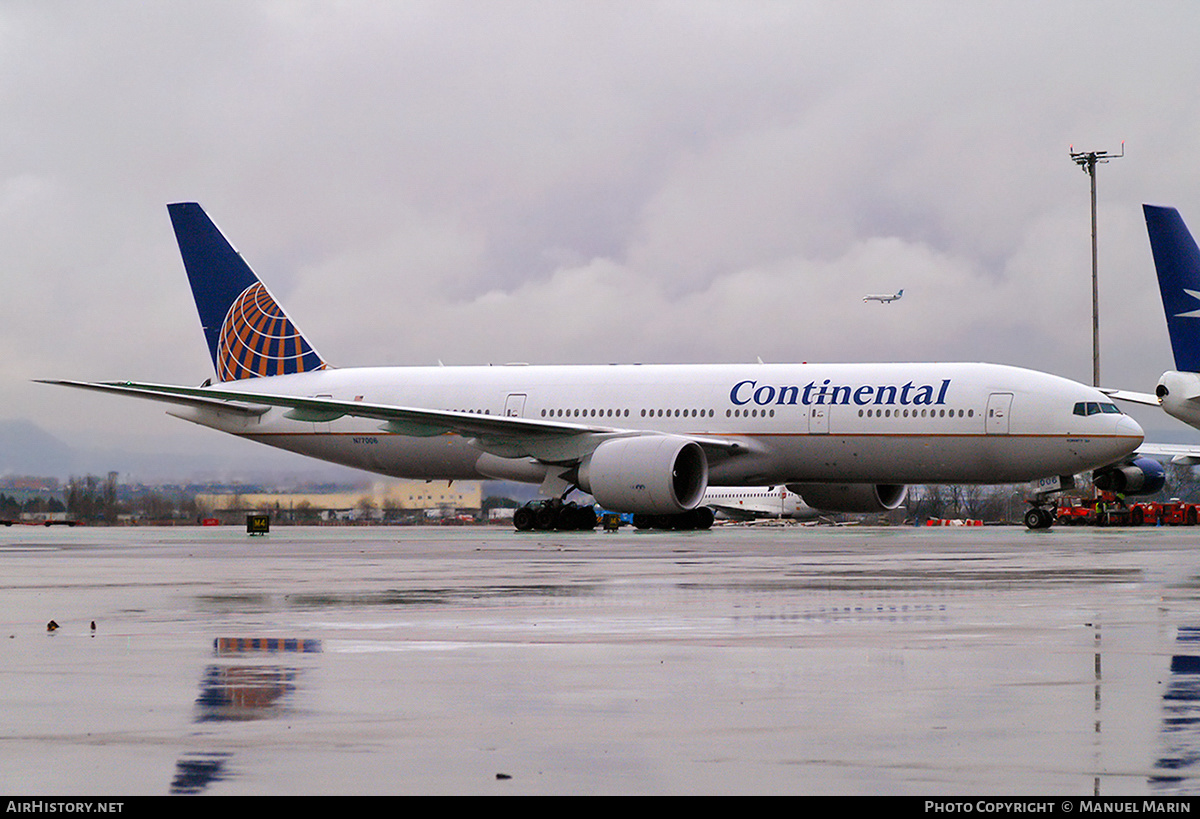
[863,289,903,303]
[43,203,1144,530]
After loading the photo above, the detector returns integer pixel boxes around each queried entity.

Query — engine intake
[578,436,708,515]
[787,483,908,513]
[1093,457,1166,496]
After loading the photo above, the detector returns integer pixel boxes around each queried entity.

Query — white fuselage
[166,361,1142,487]
[1157,371,1200,430]
[702,486,817,520]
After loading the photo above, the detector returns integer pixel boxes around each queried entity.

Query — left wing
[1100,387,1161,407]
[1134,442,1200,466]
[1101,387,1200,463]
[39,379,749,464]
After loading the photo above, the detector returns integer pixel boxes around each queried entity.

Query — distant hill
[0,417,363,484]
[0,419,566,501]
[0,419,81,476]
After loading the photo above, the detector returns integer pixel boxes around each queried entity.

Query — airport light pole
[1070,143,1123,387]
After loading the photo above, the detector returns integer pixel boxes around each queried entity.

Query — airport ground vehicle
[1056,491,1200,526]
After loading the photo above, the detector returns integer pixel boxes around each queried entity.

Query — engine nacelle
[1093,457,1166,496]
[578,436,708,515]
[787,483,908,513]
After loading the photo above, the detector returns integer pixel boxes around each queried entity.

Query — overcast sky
[4,1,1200,479]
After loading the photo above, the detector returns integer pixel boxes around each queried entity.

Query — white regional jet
[43,203,1146,530]
[863,289,903,303]
[702,486,819,522]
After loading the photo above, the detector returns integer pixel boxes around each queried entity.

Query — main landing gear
[511,499,716,532]
[631,507,715,531]
[513,499,598,531]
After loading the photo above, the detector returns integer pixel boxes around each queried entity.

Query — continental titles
[730,378,951,407]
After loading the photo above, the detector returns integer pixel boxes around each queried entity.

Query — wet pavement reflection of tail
[1151,626,1200,792]
[169,637,321,794]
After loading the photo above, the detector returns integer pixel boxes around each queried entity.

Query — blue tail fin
[1145,204,1200,373]
[167,202,328,382]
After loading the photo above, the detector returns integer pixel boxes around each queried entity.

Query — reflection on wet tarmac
[195,665,298,721]
[194,637,321,721]
[1152,626,1200,792]
[177,637,322,793]
[169,751,233,795]
[7,526,1200,794]
[196,585,595,613]
[214,637,321,654]
[684,565,1143,593]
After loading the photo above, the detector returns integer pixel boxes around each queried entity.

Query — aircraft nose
[1116,414,1144,443]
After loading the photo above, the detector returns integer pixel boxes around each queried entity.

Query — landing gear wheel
[1024,507,1053,530]
[688,506,715,530]
[630,508,715,530]
[513,499,599,532]
[573,505,598,530]
[533,504,557,531]
[513,506,535,531]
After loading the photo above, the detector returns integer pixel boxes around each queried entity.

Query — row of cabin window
[859,407,975,419]
[540,408,632,418]
[539,408,721,419]
[533,406,977,421]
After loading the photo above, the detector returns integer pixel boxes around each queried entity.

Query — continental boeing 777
[43,203,1146,530]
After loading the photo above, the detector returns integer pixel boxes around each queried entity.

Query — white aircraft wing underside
[1135,442,1200,465]
[41,379,748,465]
[1100,388,1162,407]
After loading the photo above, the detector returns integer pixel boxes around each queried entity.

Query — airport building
[195,480,483,523]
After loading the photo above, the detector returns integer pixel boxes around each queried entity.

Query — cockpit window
[1073,401,1122,416]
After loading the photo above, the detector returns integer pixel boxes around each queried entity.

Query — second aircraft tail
[1145,204,1200,374]
[167,202,328,382]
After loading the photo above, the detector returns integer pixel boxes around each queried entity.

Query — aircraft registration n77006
[43,203,1144,529]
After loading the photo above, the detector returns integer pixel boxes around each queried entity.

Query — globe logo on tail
[216,283,326,381]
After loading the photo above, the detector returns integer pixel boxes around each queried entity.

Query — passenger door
[809,404,829,434]
[504,393,527,418]
[986,392,1013,435]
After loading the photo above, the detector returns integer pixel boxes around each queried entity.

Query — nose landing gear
[1023,505,1055,530]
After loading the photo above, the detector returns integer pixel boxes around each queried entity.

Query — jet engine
[578,435,708,514]
[1093,457,1166,496]
[787,483,908,513]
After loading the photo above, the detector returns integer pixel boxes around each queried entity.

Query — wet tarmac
[3,522,1200,795]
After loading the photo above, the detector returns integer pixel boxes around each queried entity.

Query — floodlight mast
[1070,142,1124,387]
